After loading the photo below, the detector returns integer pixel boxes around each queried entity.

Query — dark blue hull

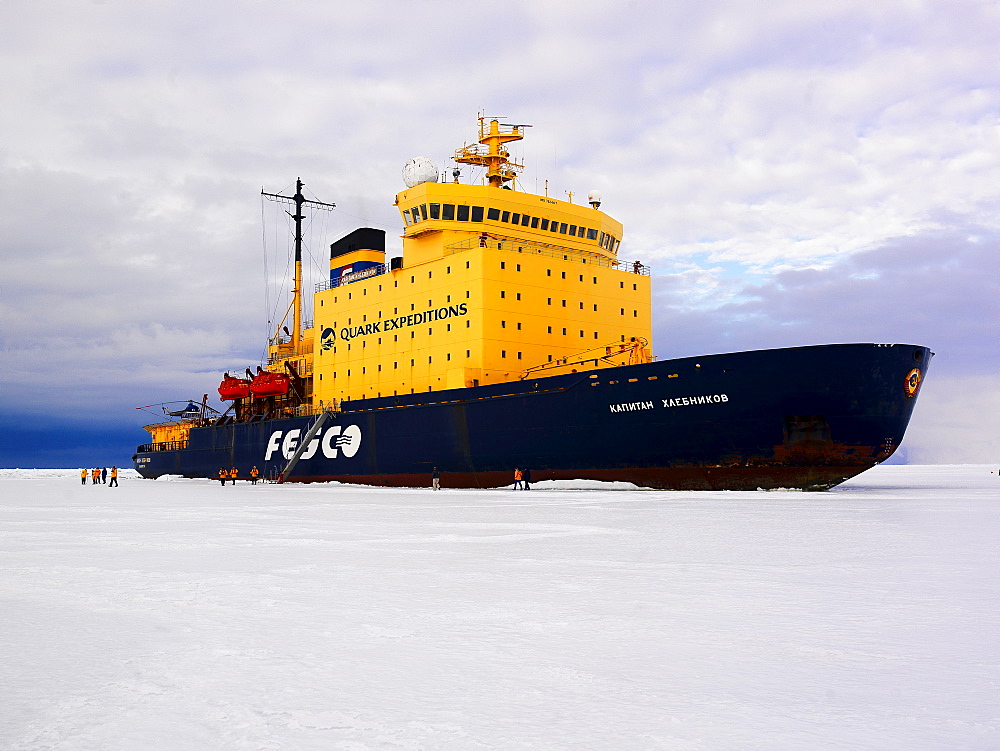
[134,343,930,490]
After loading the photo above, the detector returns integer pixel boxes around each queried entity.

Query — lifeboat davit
[218,375,251,400]
[250,371,291,397]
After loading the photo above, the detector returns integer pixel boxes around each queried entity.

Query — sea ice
[1,465,997,749]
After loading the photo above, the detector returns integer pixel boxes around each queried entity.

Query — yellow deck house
[309,118,652,405]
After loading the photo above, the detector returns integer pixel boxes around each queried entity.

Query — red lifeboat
[218,375,251,400]
[249,371,291,398]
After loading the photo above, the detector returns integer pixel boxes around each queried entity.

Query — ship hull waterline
[134,343,930,491]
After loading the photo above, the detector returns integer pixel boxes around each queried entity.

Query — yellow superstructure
[310,118,652,404]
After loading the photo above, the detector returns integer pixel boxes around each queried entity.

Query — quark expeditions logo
[904,368,922,398]
[338,303,468,342]
[264,424,362,461]
[321,327,336,351]
[609,393,730,413]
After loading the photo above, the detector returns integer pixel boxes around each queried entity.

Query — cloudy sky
[1,0,997,467]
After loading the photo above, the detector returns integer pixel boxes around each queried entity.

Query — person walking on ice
[108,466,118,487]
[432,467,440,490]
[513,468,523,490]
[80,469,87,485]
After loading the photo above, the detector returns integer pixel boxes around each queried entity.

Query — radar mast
[453,116,530,188]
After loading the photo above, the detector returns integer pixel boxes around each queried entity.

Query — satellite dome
[402,156,440,188]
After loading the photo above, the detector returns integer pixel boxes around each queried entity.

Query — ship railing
[137,440,190,453]
[271,402,341,419]
[267,341,314,360]
[315,264,387,293]
[444,236,650,274]
[264,356,314,376]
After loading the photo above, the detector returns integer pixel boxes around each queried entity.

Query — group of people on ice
[218,466,260,485]
[81,467,118,486]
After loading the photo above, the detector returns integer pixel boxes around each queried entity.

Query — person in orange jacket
[91,467,100,485]
[108,466,118,487]
[218,467,228,485]
[229,467,238,485]
[80,469,87,485]
[250,466,259,485]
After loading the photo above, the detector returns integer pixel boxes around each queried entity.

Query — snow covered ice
[1,466,997,750]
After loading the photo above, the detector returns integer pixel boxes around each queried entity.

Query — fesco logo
[264,425,361,461]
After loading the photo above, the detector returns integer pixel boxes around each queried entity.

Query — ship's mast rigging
[262,178,335,347]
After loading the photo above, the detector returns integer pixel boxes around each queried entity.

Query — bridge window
[531,217,539,228]
[429,203,441,219]
[487,208,500,220]
[457,205,470,221]
[472,206,484,221]
[501,211,510,222]
[569,225,577,235]
[403,210,412,225]
[587,228,597,240]
[442,204,455,220]
[540,218,549,230]
[521,214,530,226]
[512,213,520,224]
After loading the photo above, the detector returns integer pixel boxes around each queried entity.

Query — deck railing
[445,236,651,273]
[136,440,189,453]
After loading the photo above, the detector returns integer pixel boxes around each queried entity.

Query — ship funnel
[588,190,602,209]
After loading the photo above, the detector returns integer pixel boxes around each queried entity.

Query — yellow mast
[262,178,335,348]
[454,116,528,188]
